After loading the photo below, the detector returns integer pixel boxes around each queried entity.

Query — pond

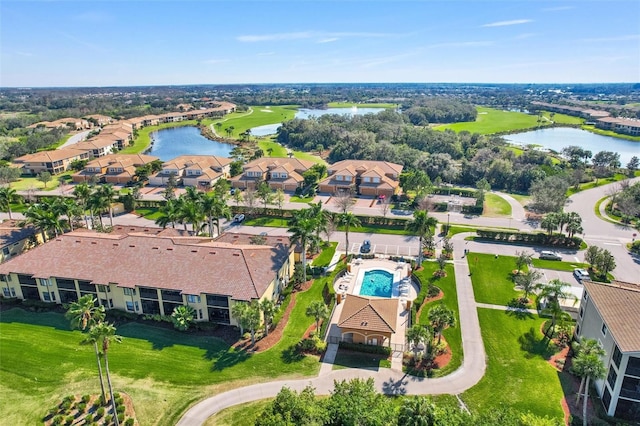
[505,127,639,165]
[250,107,387,137]
[147,126,234,161]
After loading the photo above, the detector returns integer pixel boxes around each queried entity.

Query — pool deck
[328,259,418,370]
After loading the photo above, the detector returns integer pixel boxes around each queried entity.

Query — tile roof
[338,295,397,334]
[583,280,640,352]
[0,231,291,301]
[15,148,88,163]
[0,221,37,247]
[328,160,403,176]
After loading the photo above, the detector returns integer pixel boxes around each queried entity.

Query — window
[627,356,640,377]
[51,292,56,301]
[363,177,370,183]
[372,177,380,183]
[2,247,9,256]
[135,301,139,311]
[602,322,608,336]
[40,278,50,287]
[42,292,51,301]
[281,173,287,178]
[583,291,588,300]
[613,346,623,368]
[2,288,10,297]
[97,285,110,293]
[187,295,201,304]
[579,306,584,318]
[607,366,618,390]
[602,387,612,412]
[336,175,343,181]
[109,299,113,308]
[198,309,203,320]
[126,301,134,311]
[123,288,136,296]
[345,176,352,182]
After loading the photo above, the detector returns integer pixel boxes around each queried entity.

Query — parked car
[360,240,372,254]
[233,214,245,223]
[574,268,590,281]
[539,251,562,261]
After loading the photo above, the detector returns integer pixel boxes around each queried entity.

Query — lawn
[203,399,273,426]
[133,207,163,221]
[0,270,330,425]
[467,253,524,306]
[508,193,531,206]
[217,106,298,139]
[483,193,512,217]
[566,173,630,196]
[289,195,316,203]
[543,111,584,125]
[530,258,589,272]
[332,350,390,370]
[447,224,518,237]
[435,107,545,134]
[413,262,462,377]
[462,309,565,420]
[581,124,640,142]
[244,217,290,227]
[291,149,326,165]
[258,139,288,157]
[10,171,74,191]
[311,242,337,267]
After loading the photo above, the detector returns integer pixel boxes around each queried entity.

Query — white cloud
[72,11,111,22]
[542,6,575,12]
[515,33,538,40]
[582,34,640,42]
[257,52,276,56]
[203,59,230,64]
[237,31,397,42]
[427,41,493,48]
[16,51,33,57]
[482,19,532,28]
[317,37,339,44]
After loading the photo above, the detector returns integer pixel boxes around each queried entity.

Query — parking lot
[348,241,419,257]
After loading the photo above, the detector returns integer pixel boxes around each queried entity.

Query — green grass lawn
[332,350,389,370]
[10,171,74,192]
[483,193,512,217]
[291,149,327,164]
[530,258,589,272]
[0,271,329,425]
[133,207,163,221]
[467,253,523,306]
[289,195,316,203]
[581,124,640,141]
[219,106,298,139]
[413,263,462,377]
[447,224,518,237]
[258,139,288,157]
[312,242,337,267]
[566,173,629,196]
[203,399,273,426]
[244,217,290,227]
[543,111,584,125]
[435,107,546,134]
[462,309,565,420]
[508,193,531,206]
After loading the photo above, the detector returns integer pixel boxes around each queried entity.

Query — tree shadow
[209,346,251,371]
[518,327,558,360]
[382,374,408,396]
[280,344,305,364]
[506,298,535,320]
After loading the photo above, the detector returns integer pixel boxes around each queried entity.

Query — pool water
[359,270,393,298]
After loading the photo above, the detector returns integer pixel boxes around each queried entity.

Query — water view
[148,126,234,161]
[250,107,386,137]
[505,127,639,165]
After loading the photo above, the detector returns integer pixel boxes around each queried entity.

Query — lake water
[148,126,233,161]
[250,107,386,137]
[505,127,639,165]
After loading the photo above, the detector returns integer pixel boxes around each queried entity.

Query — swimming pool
[359,269,394,298]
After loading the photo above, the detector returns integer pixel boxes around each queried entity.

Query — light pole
[447,213,450,234]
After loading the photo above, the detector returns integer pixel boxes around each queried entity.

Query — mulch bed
[231,279,314,353]
[415,290,444,322]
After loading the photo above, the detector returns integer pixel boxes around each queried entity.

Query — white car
[539,251,562,261]
[573,268,590,281]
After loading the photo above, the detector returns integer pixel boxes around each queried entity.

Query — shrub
[117,403,125,413]
[427,285,441,298]
[64,415,75,426]
[77,402,87,413]
[51,415,64,426]
[118,413,125,423]
[59,400,72,411]
[95,407,105,418]
[296,336,326,354]
[104,414,113,424]
[630,240,640,254]
[124,419,135,426]
[339,341,392,356]
[81,394,91,403]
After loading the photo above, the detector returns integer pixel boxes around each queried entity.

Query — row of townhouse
[530,101,612,122]
[575,280,640,421]
[230,158,404,198]
[595,117,640,136]
[0,226,294,327]
[14,102,236,176]
[71,154,159,184]
[148,155,232,188]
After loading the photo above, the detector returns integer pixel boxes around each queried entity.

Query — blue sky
[1,1,638,87]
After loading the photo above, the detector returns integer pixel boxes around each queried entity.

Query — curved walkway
[208,107,254,138]
[493,191,526,221]
[177,233,487,425]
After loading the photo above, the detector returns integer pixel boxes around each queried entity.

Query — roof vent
[233,235,239,239]
[209,251,216,255]
[129,245,135,248]
[75,240,81,243]
[152,247,159,250]
[191,250,198,253]
[233,253,240,256]
[91,241,97,245]
[167,248,173,251]
[113,243,119,247]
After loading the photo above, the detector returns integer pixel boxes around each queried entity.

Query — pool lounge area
[333,258,418,302]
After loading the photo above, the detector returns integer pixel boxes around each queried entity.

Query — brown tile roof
[164,155,232,170]
[328,160,403,176]
[242,158,316,174]
[0,231,291,301]
[0,221,37,247]
[14,148,88,163]
[338,295,397,334]
[583,280,640,352]
[85,154,159,169]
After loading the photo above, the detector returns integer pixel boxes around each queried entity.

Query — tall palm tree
[56,197,81,232]
[66,295,107,403]
[305,300,329,333]
[539,279,576,337]
[338,212,361,258]
[90,322,123,426]
[201,192,230,237]
[245,302,261,346]
[428,304,455,345]
[97,185,117,227]
[406,210,437,266]
[23,201,63,241]
[572,339,606,403]
[183,186,202,203]
[541,214,559,235]
[0,186,21,219]
[88,189,109,229]
[155,198,180,229]
[514,250,533,274]
[259,299,277,336]
[515,269,543,303]
[406,324,430,359]
[178,198,204,235]
[288,210,317,282]
[572,352,606,426]
[398,397,437,426]
[231,302,249,335]
[73,183,93,229]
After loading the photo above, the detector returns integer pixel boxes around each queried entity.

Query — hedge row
[338,341,392,356]
[432,187,476,198]
[476,230,583,248]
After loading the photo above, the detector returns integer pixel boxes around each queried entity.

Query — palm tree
[305,300,329,333]
[398,397,437,426]
[73,183,93,228]
[572,352,606,426]
[231,302,249,335]
[0,186,20,219]
[90,322,123,426]
[515,269,543,303]
[97,185,117,227]
[246,303,262,346]
[428,304,455,345]
[171,305,195,331]
[23,202,63,241]
[538,279,576,338]
[178,198,204,235]
[338,212,361,258]
[572,339,606,403]
[541,214,559,235]
[308,202,329,249]
[514,250,533,274]
[201,192,230,237]
[183,186,202,203]
[66,295,107,403]
[155,199,180,229]
[406,210,437,266]
[288,210,317,282]
[259,299,277,336]
[88,189,109,229]
[406,324,430,359]
[57,197,81,232]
